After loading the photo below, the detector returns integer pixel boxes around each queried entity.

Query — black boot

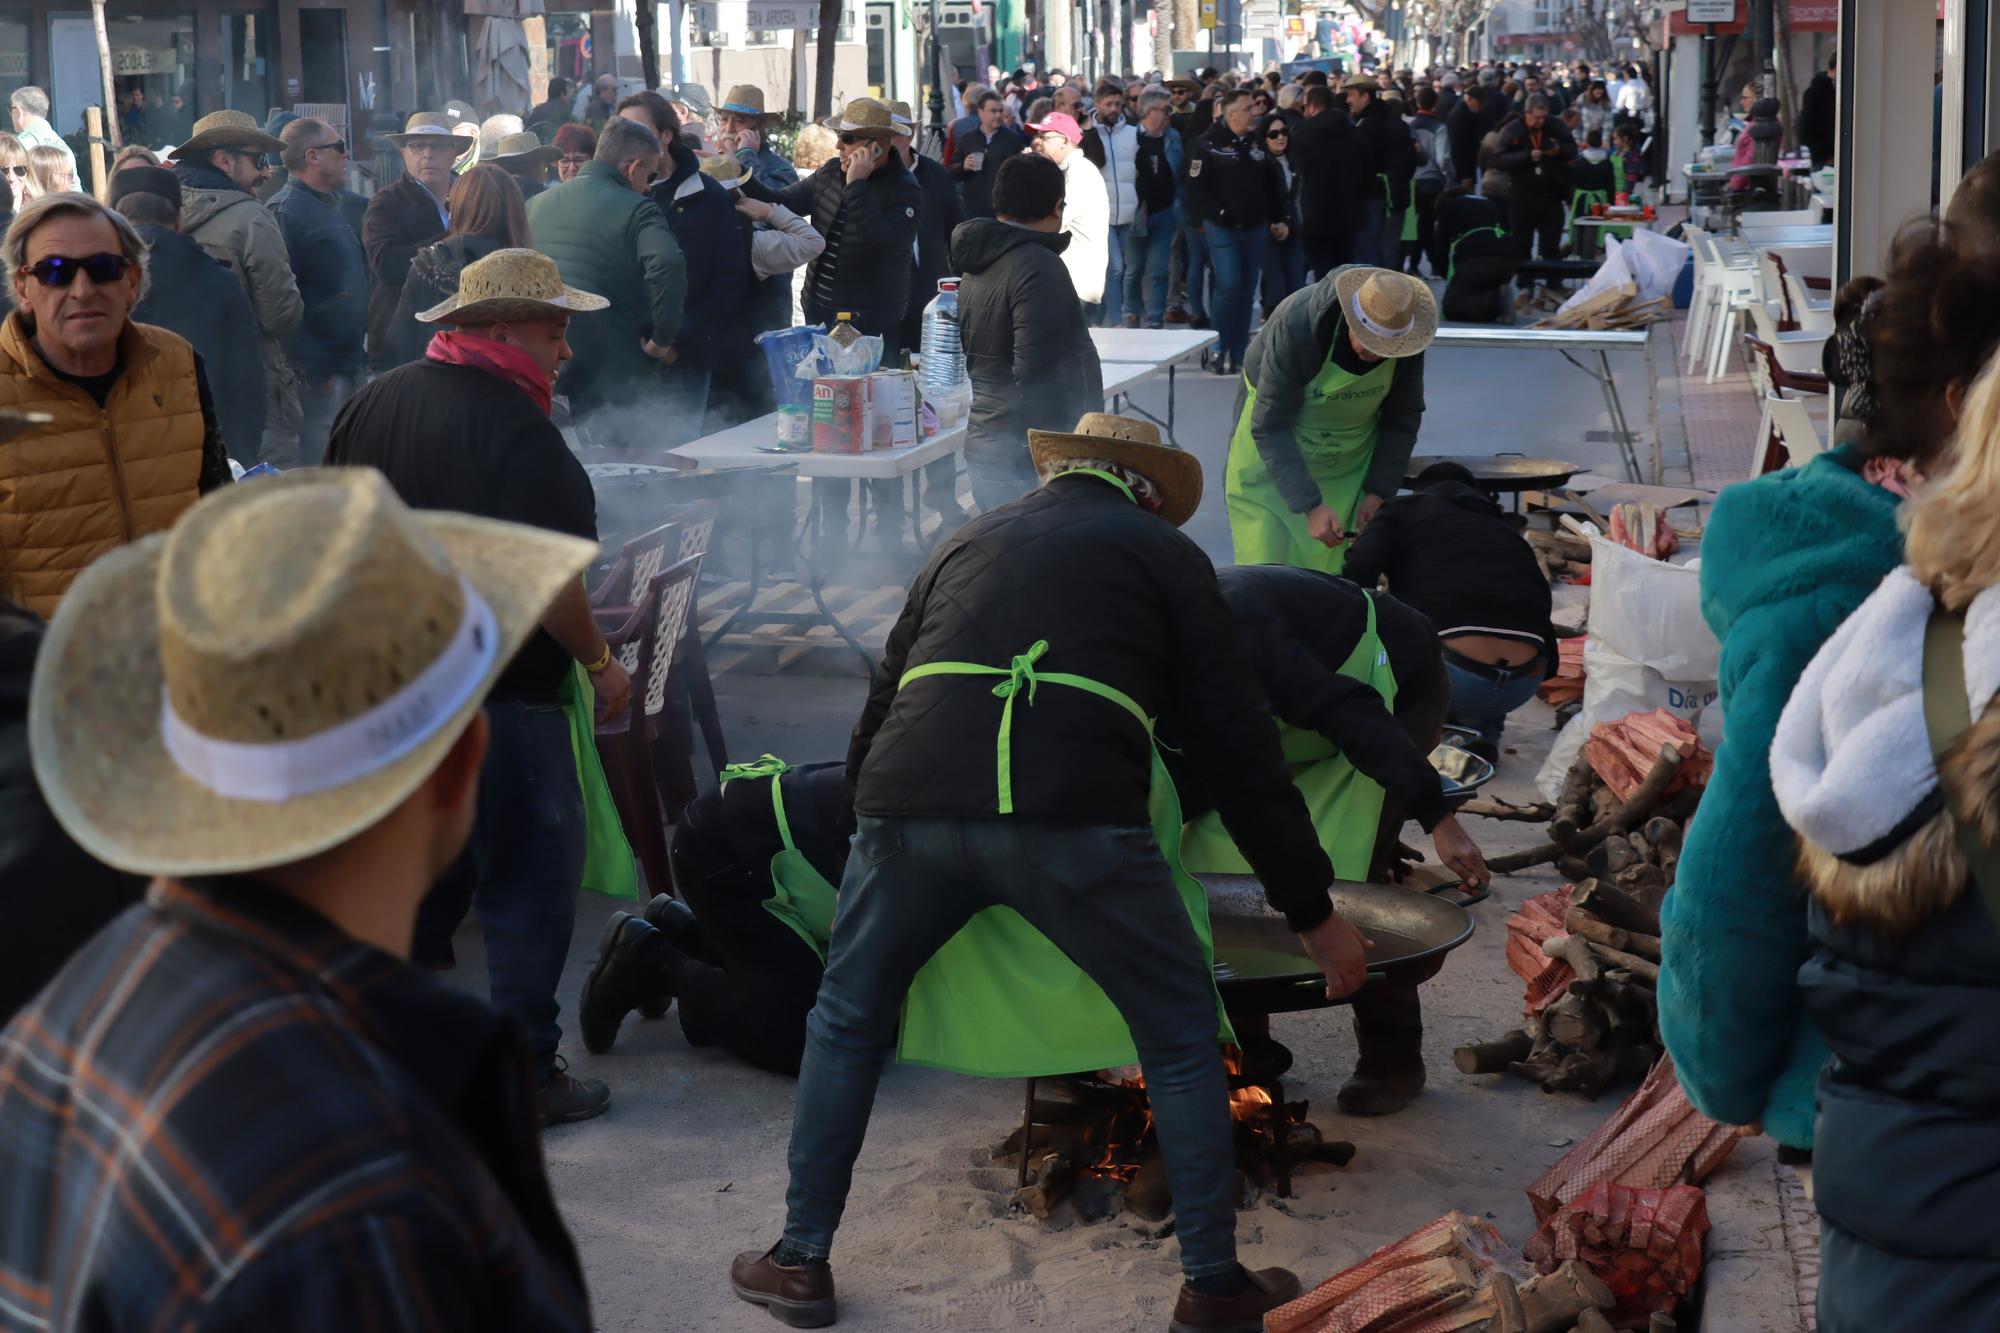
[1337,982,1427,1117]
[637,894,706,1017]
[578,912,675,1054]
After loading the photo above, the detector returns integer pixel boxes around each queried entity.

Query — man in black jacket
[108,171,267,464]
[1290,85,1368,281]
[1182,89,1287,376]
[1444,85,1487,187]
[1342,461,1555,757]
[1490,95,1576,264]
[1347,74,1416,268]
[1166,566,1491,1116]
[362,114,455,369]
[945,89,1027,219]
[270,118,368,462]
[729,416,1370,1333]
[1797,56,1836,167]
[952,154,1104,510]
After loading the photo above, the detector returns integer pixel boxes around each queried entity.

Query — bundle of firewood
[1582,711,1711,806]
[1537,639,1586,709]
[1526,1184,1710,1328]
[1606,504,1679,561]
[1531,283,1674,331]
[1524,528,1593,586]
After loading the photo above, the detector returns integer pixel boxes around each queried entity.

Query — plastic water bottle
[919,280,967,397]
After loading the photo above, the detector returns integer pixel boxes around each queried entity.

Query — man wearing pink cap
[1026,111,1108,309]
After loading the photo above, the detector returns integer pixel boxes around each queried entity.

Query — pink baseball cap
[1026,112,1083,145]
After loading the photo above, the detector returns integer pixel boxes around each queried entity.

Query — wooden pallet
[699,576,906,676]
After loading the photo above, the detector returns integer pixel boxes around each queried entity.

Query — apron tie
[721,753,792,783]
[994,640,1049,706]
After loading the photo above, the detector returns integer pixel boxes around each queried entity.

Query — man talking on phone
[742,97,922,557]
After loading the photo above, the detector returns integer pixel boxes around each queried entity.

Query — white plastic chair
[1784,272,1834,334]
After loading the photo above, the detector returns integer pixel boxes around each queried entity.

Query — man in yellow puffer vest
[1,194,229,617]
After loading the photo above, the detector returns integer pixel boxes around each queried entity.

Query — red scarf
[425,329,554,416]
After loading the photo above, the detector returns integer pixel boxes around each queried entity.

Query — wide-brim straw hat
[818,97,897,138]
[490,130,561,169]
[29,469,596,877]
[698,153,747,188]
[886,100,916,131]
[1342,74,1382,93]
[1335,267,1437,359]
[1165,78,1201,94]
[1026,413,1203,527]
[417,246,609,325]
[168,110,285,160]
[386,111,461,147]
[720,84,781,124]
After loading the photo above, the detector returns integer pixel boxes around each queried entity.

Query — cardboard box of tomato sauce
[811,376,869,454]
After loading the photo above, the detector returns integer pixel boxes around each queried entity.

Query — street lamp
[928,0,947,149]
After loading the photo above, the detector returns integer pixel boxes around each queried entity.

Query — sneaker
[535,1057,610,1127]
[1169,1267,1302,1333]
[731,1246,837,1328]
[578,912,667,1053]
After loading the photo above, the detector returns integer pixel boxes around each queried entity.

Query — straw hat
[29,470,597,877]
[1164,78,1201,95]
[698,153,747,188]
[168,110,284,161]
[1342,74,1382,94]
[385,111,459,147]
[489,130,561,170]
[417,247,609,325]
[818,97,897,138]
[719,85,780,124]
[1026,413,1203,527]
[886,100,916,132]
[1334,267,1438,360]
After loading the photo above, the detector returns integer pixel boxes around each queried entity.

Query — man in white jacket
[1027,111,1109,309]
[1082,83,1141,326]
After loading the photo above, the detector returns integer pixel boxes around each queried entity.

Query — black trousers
[668,797,826,1076]
[1507,185,1567,264]
[1442,256,1518,323]
[1408,179,1445,276]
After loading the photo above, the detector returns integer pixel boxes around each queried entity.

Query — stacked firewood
[1459,722,1708,1097]
[1524,527,1593,586]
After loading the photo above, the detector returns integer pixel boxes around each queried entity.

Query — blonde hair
[792,124,838,173]
[25,144,73,198]
[0,132,24,170]
[1906,348,2000,612]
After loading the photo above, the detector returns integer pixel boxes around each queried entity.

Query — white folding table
[1429,325,1652,481]
[1087,328,1220,439]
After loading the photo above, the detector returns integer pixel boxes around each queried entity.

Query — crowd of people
[6,42,1992,1333]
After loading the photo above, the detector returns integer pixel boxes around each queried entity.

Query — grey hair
[1138,92,1170,117]
[279,117,333,174]
[1035,456,1161,505]
[1526,93,1551,113]
[1276,84,1302,110]
[9,86,50,120]
[3,192,151,303]
[594,116,661,168]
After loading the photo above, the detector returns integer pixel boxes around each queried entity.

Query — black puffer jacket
[1353,97,1418,210]
[1182,121,1286,230]
[1491,115,1578,192]
[267,179,368,378]
[951,218,1103,468]
[131,224,267,461]
[1291,108,1369,242]
[850,473,1338,932]
[387,233,510,368]
[748,155,922,352]
[648,149,753,372]
[901,152,962,345]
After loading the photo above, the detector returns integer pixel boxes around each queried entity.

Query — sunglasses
[23,253,132,287]
[308,138,347,155]
[230,148,272,168]
[1266,130,1289,138]
[2,164,24,178]
[838,132,879,146]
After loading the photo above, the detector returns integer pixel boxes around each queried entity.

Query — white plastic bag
[1556,246,1636,319]
[1535,641,1723,800]
[1609,228,1692,303]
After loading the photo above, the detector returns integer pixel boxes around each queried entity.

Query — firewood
[1124,1154,1172,1221]
[1462,798,1557,822]
[1016,1149,1076,1219]
[1575,1310,1617,1333]
[1572,878,1663,938]
[1564,904,1662,962]
[1650,1313,1678,1332]
[1642,817,1683,860]
[1598,836,1640,875]
[1543,995,1610,1053]
[1456,1030,1535,1074]
[1490,1272,1528,1333]
[1494,751,1687,875]
[1627,831,1651,863]
[1551,752,1597,845]
[1557,855,1591,882]
[1570,972,1658,1025]
[1517,1260,1615,1333]
[1581,939,1660,984]
[1542,933,1603,983]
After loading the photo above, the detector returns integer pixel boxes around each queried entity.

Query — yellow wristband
[584,643,612,674]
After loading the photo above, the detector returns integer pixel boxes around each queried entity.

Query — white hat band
[160,579,500,803]
[1352,292,1416,341]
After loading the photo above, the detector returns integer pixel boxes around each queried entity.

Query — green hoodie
[1657,444,1905,1148]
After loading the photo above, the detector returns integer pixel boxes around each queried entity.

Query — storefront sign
[1683,0,1736,21]
[692,0,819,28]
[111,48,160,74]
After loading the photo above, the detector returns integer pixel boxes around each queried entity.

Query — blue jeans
[965,450,1042,511]
[1124,206,1178,326]
[1204,223,1267,362]
[1093,222,1132,325]
[1260,229,1306,317]
[1180,217,1210,318]
[1443,652,1547,748]
[1351,197,1393,268]
[783,816,1240,1279]
[413,700,586,1081]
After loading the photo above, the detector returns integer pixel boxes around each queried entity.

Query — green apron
[1225,313,1398,575]
[559,663,641,900]
[1446,224,1508,284]
[1180,592,1397,881]
[719,754,841,961]
[1381,173,1417,243]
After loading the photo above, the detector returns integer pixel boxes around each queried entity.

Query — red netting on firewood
[1583,709,1714,804]
[1265,1212,1519,1333]
[1527,1055,1746,1223]
[1506,887,1575,1016]
[1524,1182,1711,1326]
[1538,636,1586,706]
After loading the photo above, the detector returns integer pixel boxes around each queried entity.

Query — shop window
[90,14,195,150]
[544,12,592,86]
[222,13,273,117]
[298,9,349,104]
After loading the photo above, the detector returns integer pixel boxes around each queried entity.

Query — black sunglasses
[1265,129,1289,138]
[838,132,871,146]
[229,148,271,168]
[308,138,347,155]
[2,164,25,178]
[24,253,132,287]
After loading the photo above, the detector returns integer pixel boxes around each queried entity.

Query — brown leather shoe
[731,1246,837,1328]
[1168,1267,1302,1333]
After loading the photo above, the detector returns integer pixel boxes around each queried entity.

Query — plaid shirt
[0,877,590,1332]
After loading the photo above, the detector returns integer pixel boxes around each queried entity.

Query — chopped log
[1581,939,1661,984]
[1493,751,1687,874]
[1490,1272,1528,1333]
[1016,1149,1076,1219]
[1552,751,1597,844]
[1570,973,1659,1025]
[1543,995,1611,1053]
[1627,831,1651,863]
[1573,877,1664,938]
[1642,817,1683,861]
[1612,862,1669,900]
[1564,904,1663,962]
[1650,1313,1678,1333]
[1463,797,1557,822]
[1542,933,1603,983]
[1456,1030,1535,1074]
[1575,1310,1617,1333]
[1598,836,1640,875]
[1124,1154,1172,1221]
[1557,855,1591,881]
[1517,1260,1616,1333]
